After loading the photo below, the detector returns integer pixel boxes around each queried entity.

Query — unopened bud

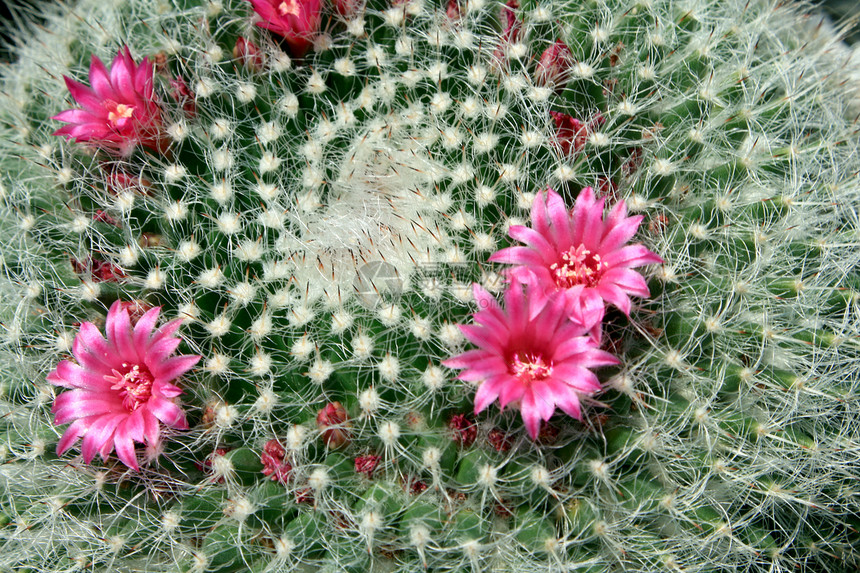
[535,40,573,89]
[233,37,263,70]
[317,402,350,448]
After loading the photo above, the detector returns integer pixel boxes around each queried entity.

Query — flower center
[106,363,154,411]
[106,102,135,124]
[278,0,301,16]
[512,352,553,383]
[550,244,608,288]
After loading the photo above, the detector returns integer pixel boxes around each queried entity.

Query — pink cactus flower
[443,283,619,439]
[535,40,573,89]
[248,0,321,57]
[52,47,167,155]
[48,301,200,470]
[490,187,663,330]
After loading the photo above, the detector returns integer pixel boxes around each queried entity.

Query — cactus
[1,0,859,571]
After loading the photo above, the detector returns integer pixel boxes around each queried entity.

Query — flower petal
[88,54,115,100]
[113,421,140,470]
[151,354,199,384]
[80,413,125,463]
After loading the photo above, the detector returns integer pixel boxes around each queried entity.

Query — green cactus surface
[1,0,859,571]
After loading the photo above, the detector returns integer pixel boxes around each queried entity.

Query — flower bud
[333,0,361,18]
[535,40,573,89]
[233,37,263,70]
[261,439,292,483]
[446,0,461,22]
[169,76,197,117]
[317,401,350,448]
[448,414,477,447]
[354,454,381,478]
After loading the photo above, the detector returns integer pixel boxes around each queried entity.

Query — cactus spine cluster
[1,0,859,571]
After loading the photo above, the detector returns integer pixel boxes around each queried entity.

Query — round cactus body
[0,0,858,571]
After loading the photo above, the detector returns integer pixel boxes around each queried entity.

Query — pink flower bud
[317,401,350,448]
[487,428,512,452]
[448,413,477,447]
[446,0,461,21]
[491,0,522,72]
[93,210,120,227]
[550,111,606,156]
[233,37,264,70]
[261,439,292,483]
[354,454,381,478]
[105,169,152,196]
[169,76,197,117]
[536,40,573,89]
[333,0,361,18]
[118,300,155,324]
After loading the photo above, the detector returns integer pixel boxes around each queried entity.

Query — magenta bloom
[48,301,200,470]
[52,47,167,155]
[490,187,663,329]
[248,0,321,56]
[443,283,618,439]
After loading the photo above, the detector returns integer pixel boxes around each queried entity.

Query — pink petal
[88,54,115,100]
[142,409,160,444]
[507,226,557,263]
[474,375,507,414]
[443,348,493,370]
[454,356,508,382]
[545,379,582,420]
[603,244,663,269]
[53,390,121,424]
[551,364,602,392]
[539,188,573,250]
[144,336,182,366]
[113,422,139,470]
[570,187,598,245]
[498,376,526,409]
[519,391,543,439]
[52,109,101,124]
[80,413,125,463]
[594,282,632,315]
[56,416,93,455]
[109,51,134,102]
[151,354,199,383]
[132,306,161,349]
[134,56,154,96]
[49,360,113,391]
[599,212,642,254]
[528,383,557,422]
[146,397,186,428]
[459,324,506,354]
[72,322,115,371]
[601,267,651,298]
[489,246,546,267]
[155,382,184,399]
[150,317,183,346]
[106,302,137,362]
[62,76,102,111]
